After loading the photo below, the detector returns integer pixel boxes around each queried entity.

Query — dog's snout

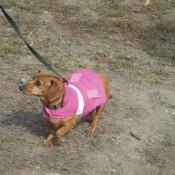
[19,85,24,91]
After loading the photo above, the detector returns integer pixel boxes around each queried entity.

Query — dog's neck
[40,95,63,109]
[47,98,62,109]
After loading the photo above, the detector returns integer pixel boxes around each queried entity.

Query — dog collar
[45,96,64,110]
[47,103,61,110]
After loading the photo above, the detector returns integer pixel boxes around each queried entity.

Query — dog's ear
[47,79,63,105]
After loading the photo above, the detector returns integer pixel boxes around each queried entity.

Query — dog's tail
[108,94,113,100]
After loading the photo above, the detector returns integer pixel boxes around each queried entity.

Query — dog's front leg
[43,123,54,147]
[56,118,77,142]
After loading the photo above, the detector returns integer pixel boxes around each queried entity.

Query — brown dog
[19,69,111,147]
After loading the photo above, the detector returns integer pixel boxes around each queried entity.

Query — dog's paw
[86,124,96,134]
[58,136,65,142]
[43,139,53,147]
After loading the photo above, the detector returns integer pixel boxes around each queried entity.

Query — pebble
[110,168,117,173]
[130,129,142,140]
[171,111,175,116]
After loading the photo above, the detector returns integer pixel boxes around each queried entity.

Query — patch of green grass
[4,0,60,11]
[93,0,175,65]
[2,0,175,70]
[107,55,136,71]
[153,66,170,78]
[148,0,175,13]
[138,19,175,65]
[0,37,22,56]
[135,1,175,65]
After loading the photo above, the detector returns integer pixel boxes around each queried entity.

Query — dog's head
[19,70,64,106]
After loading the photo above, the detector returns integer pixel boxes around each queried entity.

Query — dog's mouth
[19,85,41,96]
[19,87,31,95]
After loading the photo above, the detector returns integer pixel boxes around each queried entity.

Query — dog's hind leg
[87,103,106,133]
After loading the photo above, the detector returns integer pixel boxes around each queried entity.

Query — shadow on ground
[0,111,92,138]
[1,111,48,137]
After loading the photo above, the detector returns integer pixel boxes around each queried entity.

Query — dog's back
[68,68,109,116]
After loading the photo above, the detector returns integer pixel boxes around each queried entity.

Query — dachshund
[19,68,112,147]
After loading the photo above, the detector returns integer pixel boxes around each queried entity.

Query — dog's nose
[19,85,24,91]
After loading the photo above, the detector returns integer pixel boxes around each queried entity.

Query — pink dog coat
[42,68,107,119]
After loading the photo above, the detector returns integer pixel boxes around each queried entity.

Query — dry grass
[1,0,175,74]
[0,1,175,175]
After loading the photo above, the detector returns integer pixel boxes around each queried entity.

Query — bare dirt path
[0,1,175,175]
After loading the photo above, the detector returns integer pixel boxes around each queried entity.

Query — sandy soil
[0,0,175,175]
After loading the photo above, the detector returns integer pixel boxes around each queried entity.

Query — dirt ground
[0,0,175,175]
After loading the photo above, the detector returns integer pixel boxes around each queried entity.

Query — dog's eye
[35,80,41,86]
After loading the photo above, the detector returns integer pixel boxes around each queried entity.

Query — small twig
[144,0,151,6]
[0,72,7,75]
[160,122,175,125]
[27,32,33,46]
